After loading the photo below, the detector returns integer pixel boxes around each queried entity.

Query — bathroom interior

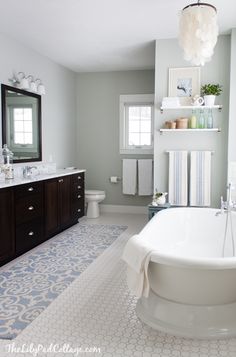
[0,0,236,356]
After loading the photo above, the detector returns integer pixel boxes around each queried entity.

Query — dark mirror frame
[1,84,42,163]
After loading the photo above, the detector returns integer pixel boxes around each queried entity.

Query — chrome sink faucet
[23,166,37,178]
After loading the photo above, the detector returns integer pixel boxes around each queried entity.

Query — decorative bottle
[2,144,14,179]
[207,109,214,129]
[190,109,197,129]
[197,109,205,129]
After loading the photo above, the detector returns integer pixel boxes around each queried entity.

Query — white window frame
[11,106,33,147]
[7,103,37,152]
[119,94,154,155]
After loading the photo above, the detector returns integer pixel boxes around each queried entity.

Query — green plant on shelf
[201,84,223,96]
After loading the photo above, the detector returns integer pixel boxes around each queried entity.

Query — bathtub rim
[142,207,236,269]
[150,252,236,269]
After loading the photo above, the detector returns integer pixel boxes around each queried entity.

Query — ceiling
[0,0,235,73]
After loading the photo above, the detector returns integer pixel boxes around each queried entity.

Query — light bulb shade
[30,81,37,92]
[179,4,218,66]
[20,77,29,89]
[37,83,46,95]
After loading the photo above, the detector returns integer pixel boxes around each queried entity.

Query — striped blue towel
[190,151,212,206]
[168,151,188,206]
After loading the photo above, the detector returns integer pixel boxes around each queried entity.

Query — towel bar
[165,151,214,155]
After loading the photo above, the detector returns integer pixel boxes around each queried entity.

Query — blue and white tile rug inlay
[0,223,127,339]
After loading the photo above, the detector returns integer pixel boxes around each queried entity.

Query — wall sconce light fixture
[8,72,46,95]
[18,72,29,90]
[36,79,46,95]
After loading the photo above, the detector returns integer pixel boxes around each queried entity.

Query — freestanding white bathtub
[136,207,236,339]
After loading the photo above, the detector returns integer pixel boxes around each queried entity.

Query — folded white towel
[162,97,180,107]
[122,234,153,298]
[122,159,137,195]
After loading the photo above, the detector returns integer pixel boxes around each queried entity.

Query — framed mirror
[1,84,42,163]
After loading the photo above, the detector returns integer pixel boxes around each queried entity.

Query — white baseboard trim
[100,204,147,214]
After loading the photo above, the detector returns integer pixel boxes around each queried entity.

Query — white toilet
[85,190,106,218]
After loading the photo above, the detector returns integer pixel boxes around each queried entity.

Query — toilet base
[87,201,100,218]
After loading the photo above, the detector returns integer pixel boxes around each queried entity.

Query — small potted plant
[201,83,222,106]
[152,190,168,206]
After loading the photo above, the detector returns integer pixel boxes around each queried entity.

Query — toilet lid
[85,190,105,195]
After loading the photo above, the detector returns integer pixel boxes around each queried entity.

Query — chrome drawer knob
[78,176,81,180]
[58,179,64,183]
[28,187,34,192]
[78,186,81,189]
[28,206,34,211]
[77,195,81,199]
[28,231,34,236]
[77,208,81,212]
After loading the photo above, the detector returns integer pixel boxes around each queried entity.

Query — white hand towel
[138,159,153,196]
[122,234,154,298]
[122,159,137,195]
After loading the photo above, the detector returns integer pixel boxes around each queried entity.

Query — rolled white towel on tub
[122,234,154,298]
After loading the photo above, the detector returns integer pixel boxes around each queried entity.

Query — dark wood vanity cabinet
[45,175,71,238]
[0,171,85,266]
[0,188,15,264]
[14,182,44,255]
[45,173,85,238]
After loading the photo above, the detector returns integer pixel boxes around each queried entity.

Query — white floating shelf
[160,105,222,113]
[159,128,221,134]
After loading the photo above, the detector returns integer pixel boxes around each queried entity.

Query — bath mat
[0,223,127,339]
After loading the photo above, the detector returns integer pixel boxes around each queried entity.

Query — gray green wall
[0,32,77,168]
[228,29,236,164]
[1,30,232,209]
[227,29,236,199]
[75,70,154,206]
[154,35,231,208]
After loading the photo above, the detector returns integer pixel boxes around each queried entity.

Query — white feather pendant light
[179,2,219,66]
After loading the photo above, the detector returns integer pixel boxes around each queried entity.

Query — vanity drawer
[72,188,84,200]
[15,219,43,255]
[71,188,84,207]
[71,181,84,193]
[71,172,84,185]
[71,205,84,220]
[15,194,43,225]
[71,197,85,220]
[15,181,43,199]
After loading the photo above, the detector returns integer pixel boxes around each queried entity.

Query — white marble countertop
[0,168,86,189]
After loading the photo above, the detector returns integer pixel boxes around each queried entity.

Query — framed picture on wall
[168,67,200,105]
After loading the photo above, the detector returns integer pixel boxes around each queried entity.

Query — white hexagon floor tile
[1,214,236,357]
